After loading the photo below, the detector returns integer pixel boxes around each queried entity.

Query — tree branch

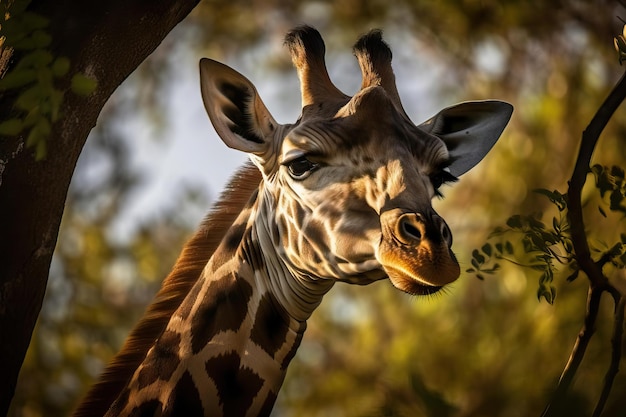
[541,70,626,416]
[541,285,603,417]
[567,71,626,289]
[0,1,199,414]
[592,294,625,417]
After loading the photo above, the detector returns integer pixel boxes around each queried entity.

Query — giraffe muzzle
[378,209,460,295]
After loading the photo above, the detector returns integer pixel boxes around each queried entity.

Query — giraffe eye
[287,156,319,180]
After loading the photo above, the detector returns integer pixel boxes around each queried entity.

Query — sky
[90,23,451,241]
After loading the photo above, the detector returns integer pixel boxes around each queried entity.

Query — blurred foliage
[7,103,206,416]
[8,1,626,416]
[0,0,97,160]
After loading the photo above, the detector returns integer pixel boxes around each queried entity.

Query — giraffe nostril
[396,213,425,244]
[402,221,422,241]
[432,215,453,248]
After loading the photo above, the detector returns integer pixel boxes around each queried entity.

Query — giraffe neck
[106,186,333,417]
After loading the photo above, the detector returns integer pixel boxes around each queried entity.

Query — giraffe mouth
[377,243,461,295]
[382,263,456,296]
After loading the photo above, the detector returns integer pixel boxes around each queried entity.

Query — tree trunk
[0,1,199,414]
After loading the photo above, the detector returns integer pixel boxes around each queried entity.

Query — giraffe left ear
[418,100,513,177]
[199,58,278,155]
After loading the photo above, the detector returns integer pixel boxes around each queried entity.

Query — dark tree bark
[0,1,199,415]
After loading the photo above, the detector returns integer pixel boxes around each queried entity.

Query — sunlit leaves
[592,164,626,215]
[467,190,575,304]
[469,168,626,305]
[0,0,98,160]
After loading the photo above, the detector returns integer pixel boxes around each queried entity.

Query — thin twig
[592,294,625,417]
[541,285,603,417]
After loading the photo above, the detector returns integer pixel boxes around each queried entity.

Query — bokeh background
[8,1,626,416]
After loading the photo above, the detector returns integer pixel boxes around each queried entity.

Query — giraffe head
[200,26,512,296]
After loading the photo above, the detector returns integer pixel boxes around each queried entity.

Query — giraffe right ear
[418,100,513,177]
[199,58,278,155]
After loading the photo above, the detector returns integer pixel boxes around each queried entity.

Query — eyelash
[430,171,458,197]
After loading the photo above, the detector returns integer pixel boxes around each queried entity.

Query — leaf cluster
[0,0,97,160]
[592,164,626,216]
[467,189,576,304]
[468,164,626,306]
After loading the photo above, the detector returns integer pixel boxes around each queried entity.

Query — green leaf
[472,249,485,265]
[25,117,51,147]
[19,12,50,32]
[505,241,514,255]
[566,269,579,282]
[49,89,64,122]
[14,50,54,71]
[11,36,37,51]
[15,85,41,111]
[70,73,98,96]
[528,216,546,231]
[537,284,556,304]
[481,243,492,257]
[506,215,523,229]
[51,57,71,77]
[34,137,47,161]
[36,66,54,90]
[534,188,567,211]
[0,69,37,90]
[31,30,52,48]
[495,242,503,254]
[23,106,42,127]
[25,123,42,148]
[0,119,24,135]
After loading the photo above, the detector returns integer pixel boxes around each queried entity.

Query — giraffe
[74,26,512,417]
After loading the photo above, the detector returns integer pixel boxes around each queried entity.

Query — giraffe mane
[72,161,262,417]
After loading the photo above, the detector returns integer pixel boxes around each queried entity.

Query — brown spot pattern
[163,371,204,416]
[105,387,130,417]
[224,221,248,252]
[205,351,264,417]
[127,400,162,417]
[136,330,181,389]
[176,280,202,321]
[190,275,253,354]
[281,330,304,370]
[258,390,278,417]
[250,293,289,358]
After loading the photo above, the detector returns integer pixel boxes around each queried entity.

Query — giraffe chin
[382,261,461,296]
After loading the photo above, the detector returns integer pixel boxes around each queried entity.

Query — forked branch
[541,71,626,417]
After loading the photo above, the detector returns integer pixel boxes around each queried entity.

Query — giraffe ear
[418,100,513,177]
[199,58,278,155]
